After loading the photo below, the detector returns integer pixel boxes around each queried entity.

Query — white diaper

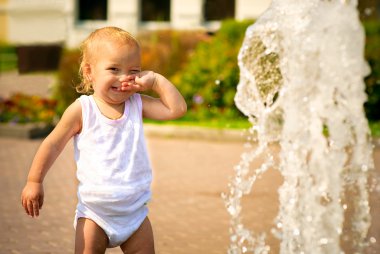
[74,202,148,248]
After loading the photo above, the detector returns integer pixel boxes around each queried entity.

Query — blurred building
[1,0,271,47]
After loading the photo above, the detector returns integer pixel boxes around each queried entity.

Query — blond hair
[77,26,140,94]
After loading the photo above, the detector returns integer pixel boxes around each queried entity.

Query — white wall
[171,0,203,29]
[8,0,66,44]
[6,0,272,47]
[236,0,271,20]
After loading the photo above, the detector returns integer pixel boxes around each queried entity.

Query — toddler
[21,26,187,253]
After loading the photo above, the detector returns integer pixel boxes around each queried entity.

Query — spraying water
[223,0,376,253]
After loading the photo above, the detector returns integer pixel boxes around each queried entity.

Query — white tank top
[74,94,152,215]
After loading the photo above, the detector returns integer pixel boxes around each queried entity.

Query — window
[78,0,107,21]
[141,0,170,21]
[204,0,235,21]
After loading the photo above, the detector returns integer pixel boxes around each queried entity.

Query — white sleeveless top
[74,94,152,216]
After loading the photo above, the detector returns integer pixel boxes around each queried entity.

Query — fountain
[223,0,377,253]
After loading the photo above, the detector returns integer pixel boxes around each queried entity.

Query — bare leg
[120,217,155,254]
[75,218,108,254]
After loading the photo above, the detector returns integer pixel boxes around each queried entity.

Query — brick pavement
[0,135,248,253]
[1,135,379,253]
[0,71,54,98]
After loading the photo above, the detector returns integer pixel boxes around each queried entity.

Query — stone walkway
[0,71,55,98]
[1,135,380,253]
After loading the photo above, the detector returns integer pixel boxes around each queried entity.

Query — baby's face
[89,40,141,104]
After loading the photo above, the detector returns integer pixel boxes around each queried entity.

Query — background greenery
[0,43,17,72]
[1,19,379,135]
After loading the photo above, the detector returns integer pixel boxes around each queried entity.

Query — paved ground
[0,72,379,253]
[0,71,55,98]
[0,136,246,254]
[1,135,380,254]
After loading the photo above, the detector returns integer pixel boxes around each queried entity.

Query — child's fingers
[39,196,44,209]
[26,199,40,217]
[21,198,29,215]
[33,200,39,217]
[27,200,34,217]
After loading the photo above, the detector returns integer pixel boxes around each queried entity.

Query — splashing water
[223,0,376,253]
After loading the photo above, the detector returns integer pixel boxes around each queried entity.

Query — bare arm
[138,72,187,120]
[21,100,82,217]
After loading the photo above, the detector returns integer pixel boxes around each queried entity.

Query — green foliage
[364,21,380,120]
[0,93,57,124]
[50,19,379,126]
[172,19,253,120]
[52,49,82,115]
[0,43,17,72]
[139,30,207,78]
[369,121,380,137]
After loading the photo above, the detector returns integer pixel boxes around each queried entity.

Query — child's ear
[82,64,92,82]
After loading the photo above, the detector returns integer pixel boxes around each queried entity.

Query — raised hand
[120,71,156,92]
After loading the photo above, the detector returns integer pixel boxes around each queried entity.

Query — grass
[145,118,380,138]
[144,117,251,130]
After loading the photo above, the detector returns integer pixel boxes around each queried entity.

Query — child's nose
[120,74,137,82]
[119,74,129,82]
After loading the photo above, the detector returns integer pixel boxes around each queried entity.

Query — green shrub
[364,21,380,120]
[51,20,379,125]
[171,19,253,120]
[138,30,208,78]
[172,19,380,122]
[52,49,82,115]
[0,43,17,72]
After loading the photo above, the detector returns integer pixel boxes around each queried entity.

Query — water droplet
[319,238,329,245]
[364,8,373,16]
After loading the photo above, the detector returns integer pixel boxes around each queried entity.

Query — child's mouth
[111,86,123,92]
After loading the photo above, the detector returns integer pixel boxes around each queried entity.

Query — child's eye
[108,67,119,72]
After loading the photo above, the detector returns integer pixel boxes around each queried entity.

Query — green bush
[52,20,379,125]
[364,21,380,120]
[0,43,17,72]
[138,30,208,78]
[172,19,380,122]
[52,49,82,115]
[172,19,253,120]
